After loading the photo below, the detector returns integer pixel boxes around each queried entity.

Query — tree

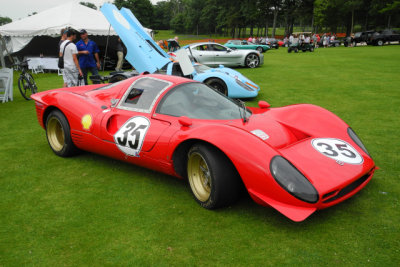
[80,2,97,10]
[114,0,154,27]
[0,16,12,26]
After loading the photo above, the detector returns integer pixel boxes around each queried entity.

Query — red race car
[32,74,376,221]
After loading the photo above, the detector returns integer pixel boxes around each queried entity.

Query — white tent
[0,2,152,55]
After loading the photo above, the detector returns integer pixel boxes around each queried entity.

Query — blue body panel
[101,3,259,98]
[100,4,170,73]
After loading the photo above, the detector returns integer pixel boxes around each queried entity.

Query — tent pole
[103,24,111,72]
[0,36,5,68]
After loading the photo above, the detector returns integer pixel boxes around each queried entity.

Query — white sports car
[181,42,264,68]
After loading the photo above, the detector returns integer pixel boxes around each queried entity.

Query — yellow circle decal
[82,114,92,130]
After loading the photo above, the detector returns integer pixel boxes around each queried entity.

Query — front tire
[245,53,260,68]
[377,40,384,46]
[256,46,263,53]
[187,143,241,209]
[205,78,228,96]
[46,110,79,157]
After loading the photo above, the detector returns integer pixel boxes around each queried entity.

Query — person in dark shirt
[76,29,100,85]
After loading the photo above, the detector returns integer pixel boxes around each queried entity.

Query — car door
[212,44,240,66]
[190,45,213,66]
[99,77,172,158]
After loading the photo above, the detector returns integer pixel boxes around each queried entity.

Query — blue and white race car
[100,4,260,98]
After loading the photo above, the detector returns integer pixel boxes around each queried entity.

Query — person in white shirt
[59,29,83,87]
[289,34,294,45]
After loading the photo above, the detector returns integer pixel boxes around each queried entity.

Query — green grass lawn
[1,46,399,266]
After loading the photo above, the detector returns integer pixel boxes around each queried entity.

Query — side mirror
[227,49,232,53]
[258,101,270,109]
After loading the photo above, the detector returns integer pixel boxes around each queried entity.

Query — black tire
[294,48,299,53]
[187,143,241,209]
[45,110,79,157]
[310,47,314,52]
[18,75,36,100]
[377,40,384,46]
[205,78,228,96]
[335,42,340,47]
[302,49,306,52]
[288,48,292,53]
[353,41,357,47]
[245,53,260,68]
[256,46,263,53]
[109,74,127,83]
[275,46,279,49]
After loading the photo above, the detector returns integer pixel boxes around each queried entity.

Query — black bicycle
[13,60,38,100]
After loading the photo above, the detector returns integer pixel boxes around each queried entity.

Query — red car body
[32,74,375,222]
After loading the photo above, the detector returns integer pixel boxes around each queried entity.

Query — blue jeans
[81,67,99,85]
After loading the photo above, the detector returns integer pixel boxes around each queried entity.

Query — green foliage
[1,46,399,265]
[114,0,154,27]
[79,1,97,10]
[0,16,12,26]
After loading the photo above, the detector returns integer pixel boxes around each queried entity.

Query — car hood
[101,3,171,73]
[226,109,375,194]
[203,66,260,91]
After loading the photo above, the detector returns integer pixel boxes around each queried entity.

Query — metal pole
[0,36,5,68]
[103,24,111,72]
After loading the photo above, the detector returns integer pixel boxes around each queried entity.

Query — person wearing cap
[76,29,100,85]
[59,29,83,87]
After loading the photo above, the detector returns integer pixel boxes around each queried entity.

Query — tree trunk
[350,9,354,34]
[272,8,278,37]
[388,15,391,28]
[266,18,269,36]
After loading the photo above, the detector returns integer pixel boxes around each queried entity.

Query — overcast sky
[0,0,160,20]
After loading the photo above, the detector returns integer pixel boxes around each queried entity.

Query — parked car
[32,72,376,222]
[353,31,377,46]
[264,38,281,49]
[100,4,260,98]
[370,29,400,46]
[224,40,270,53]
[182,42,263,68]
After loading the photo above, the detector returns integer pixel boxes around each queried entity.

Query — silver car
[184,42,264,68]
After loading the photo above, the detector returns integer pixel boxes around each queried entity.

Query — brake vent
[322,172,371,203]
[71,132,84,145]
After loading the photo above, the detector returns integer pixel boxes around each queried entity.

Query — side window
[118,78,170,113]
[212,44,227,52]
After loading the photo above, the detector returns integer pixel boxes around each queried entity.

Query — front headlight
[348,127,370,156]
[235,78,255,91]
[270,156,319,203]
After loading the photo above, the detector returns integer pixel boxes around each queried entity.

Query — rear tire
[377,40,384,46]
[245,53,260,68]
[187,143,241,209]
[205,78,228,96]
[45,110,79,157]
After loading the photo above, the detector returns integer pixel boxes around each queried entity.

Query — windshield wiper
[237,99,249,123]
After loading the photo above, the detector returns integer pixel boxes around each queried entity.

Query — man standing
[76,29,100,85]
[59,29,83,87]
[115,38,124,72]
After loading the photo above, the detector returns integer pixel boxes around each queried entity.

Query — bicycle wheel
[18,75,36,100]
[25,73,38,94]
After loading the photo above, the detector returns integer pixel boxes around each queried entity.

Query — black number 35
[317,142,357,158]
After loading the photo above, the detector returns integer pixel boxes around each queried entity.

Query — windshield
[156,82,252,120]
[193,64,211,74]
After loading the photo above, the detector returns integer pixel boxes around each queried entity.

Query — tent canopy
[0,2,152,55]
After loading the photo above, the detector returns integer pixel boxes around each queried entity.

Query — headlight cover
[348,127,370,156]
[270,156,319,203]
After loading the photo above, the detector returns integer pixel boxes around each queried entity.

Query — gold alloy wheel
[47,117,65,152]
[188,152,212,202]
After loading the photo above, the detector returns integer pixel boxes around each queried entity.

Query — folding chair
[0,68,13,103]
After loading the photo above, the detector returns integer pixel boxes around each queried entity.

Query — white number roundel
[311,138,363,165]
[114,116,150,157]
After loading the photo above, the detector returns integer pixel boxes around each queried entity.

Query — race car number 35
[114,116,150,157]
[311,138,363,165]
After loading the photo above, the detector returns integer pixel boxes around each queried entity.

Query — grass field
[1,45,399,266]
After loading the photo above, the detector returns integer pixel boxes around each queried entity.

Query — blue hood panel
[101,3,171,73]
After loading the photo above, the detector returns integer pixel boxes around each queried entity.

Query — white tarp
[0,2,152,54]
